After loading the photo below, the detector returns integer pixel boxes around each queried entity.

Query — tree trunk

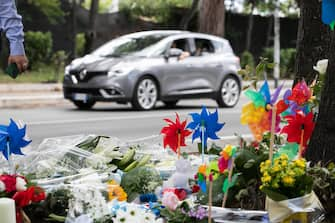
[69,0,77,60]
[294,0,331,85]
[199,0,225,37]
[245,3,255,51]
[179,0,199,30]
[307,32,335,164]
[84,0,99,54]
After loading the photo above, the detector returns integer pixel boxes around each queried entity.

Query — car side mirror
[168,48,183,58]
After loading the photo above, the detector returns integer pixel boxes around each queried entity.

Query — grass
[0,65,64,83]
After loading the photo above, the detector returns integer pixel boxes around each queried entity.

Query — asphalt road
[0,97,252,148]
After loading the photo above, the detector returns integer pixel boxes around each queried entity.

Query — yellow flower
[280,154,289,161]
[272,164,281,173]
[262,175,271,183]
[265,160,271,166]
[294,159,306,169]
[281,160,288,167]
[282,176,295,186]
[108,181,127,201]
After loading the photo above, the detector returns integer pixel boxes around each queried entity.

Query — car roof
[120,30,227,42]
[120,30,189,38]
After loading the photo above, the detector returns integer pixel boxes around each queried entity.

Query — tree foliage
[24,0,64,24]
[119,0,193,23]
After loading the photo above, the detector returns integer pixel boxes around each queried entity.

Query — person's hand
[8,55,29,73]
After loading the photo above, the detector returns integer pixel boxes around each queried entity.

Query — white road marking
[27,109,241,126]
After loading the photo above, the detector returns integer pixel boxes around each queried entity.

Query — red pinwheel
[161,113,191,157]
[287,80,311,106]
[281,111,315,151]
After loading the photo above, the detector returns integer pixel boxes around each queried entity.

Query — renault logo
[79,69,87,80]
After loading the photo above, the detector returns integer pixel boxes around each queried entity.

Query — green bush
[75,33,86,57]
[119,0,192,23]
[25,31,53,68]
[262,47,296,78]
[240,51,255,69]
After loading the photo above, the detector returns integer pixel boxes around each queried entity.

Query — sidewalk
[0,83,66,108]
[0,80,293,109]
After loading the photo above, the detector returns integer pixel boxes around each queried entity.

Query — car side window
[170,38,191,52]
[194,38,215,56]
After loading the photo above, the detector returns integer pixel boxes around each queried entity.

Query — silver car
[63,30,241,110]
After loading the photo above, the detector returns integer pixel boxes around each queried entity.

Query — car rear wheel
[131,77,158,110]
[216,76,240,108]
[163,100,179,108]
[73,100,96,110]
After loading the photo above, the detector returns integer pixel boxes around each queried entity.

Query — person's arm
[0,0,28,72]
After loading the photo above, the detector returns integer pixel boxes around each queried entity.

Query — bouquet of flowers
[0,173,45,223]
[260,155,322,222]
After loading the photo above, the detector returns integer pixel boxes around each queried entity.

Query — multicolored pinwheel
[322,0,335,30]
[219,145,239,208]
[281,111,315,157]
[161,113,191,158]
[187,106,225,163]
[241,81,283,141]
[218,144,236,173]
[196,164,207,193]
[0,119,31,160]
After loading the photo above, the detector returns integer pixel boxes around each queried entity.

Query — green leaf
[267,63,275,69]
[262,188,288,201]
[243,159,256,169]
[222,173,240,193]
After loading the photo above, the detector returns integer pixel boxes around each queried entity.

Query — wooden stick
[269,106,277,162]
[222,158,235,208]
[298,128,305,158]
[177,132,181,159]
[208,173,213,223]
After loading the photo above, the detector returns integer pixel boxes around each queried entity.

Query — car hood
[70,54,159,71]
[70,54,124,71]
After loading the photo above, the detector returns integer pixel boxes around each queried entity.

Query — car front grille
[69,70,107,82]
[64,88,101,97]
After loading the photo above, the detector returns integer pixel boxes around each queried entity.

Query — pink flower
[162,192,180,210]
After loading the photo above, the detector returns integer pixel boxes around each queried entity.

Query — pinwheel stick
[269,106,277,163]
[298,126,305,158]
[177,130,181,159]
[222,158,235,208]
[208,173,213,223]
[201,124,205,164]
[6,140,14,174]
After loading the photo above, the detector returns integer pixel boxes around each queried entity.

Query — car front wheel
[131,77,158,110]
[73,100,96,110]
[216,76,240,108]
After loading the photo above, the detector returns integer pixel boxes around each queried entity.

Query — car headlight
[108,67,134,78]
[65,65,71,75]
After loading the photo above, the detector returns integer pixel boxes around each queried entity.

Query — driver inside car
[170,41,190,60]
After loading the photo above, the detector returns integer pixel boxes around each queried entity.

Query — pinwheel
[287,80,311,106]
[322,0,335,30]
[161,113,192,158]
[218,144,236,173]
[241,81,283,141]
[219,145,239,208]
[196,164,207,193]
[281,111,315,157]
[0,119,31,161]
[187,106,224,163]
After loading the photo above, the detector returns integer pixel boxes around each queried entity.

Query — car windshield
[92,34,168,57]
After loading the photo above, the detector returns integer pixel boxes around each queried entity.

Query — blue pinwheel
[187,106,224,147]
[0,119,31,160]
[322,0,335,30]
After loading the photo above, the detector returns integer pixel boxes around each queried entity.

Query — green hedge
[25,31,53,68]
